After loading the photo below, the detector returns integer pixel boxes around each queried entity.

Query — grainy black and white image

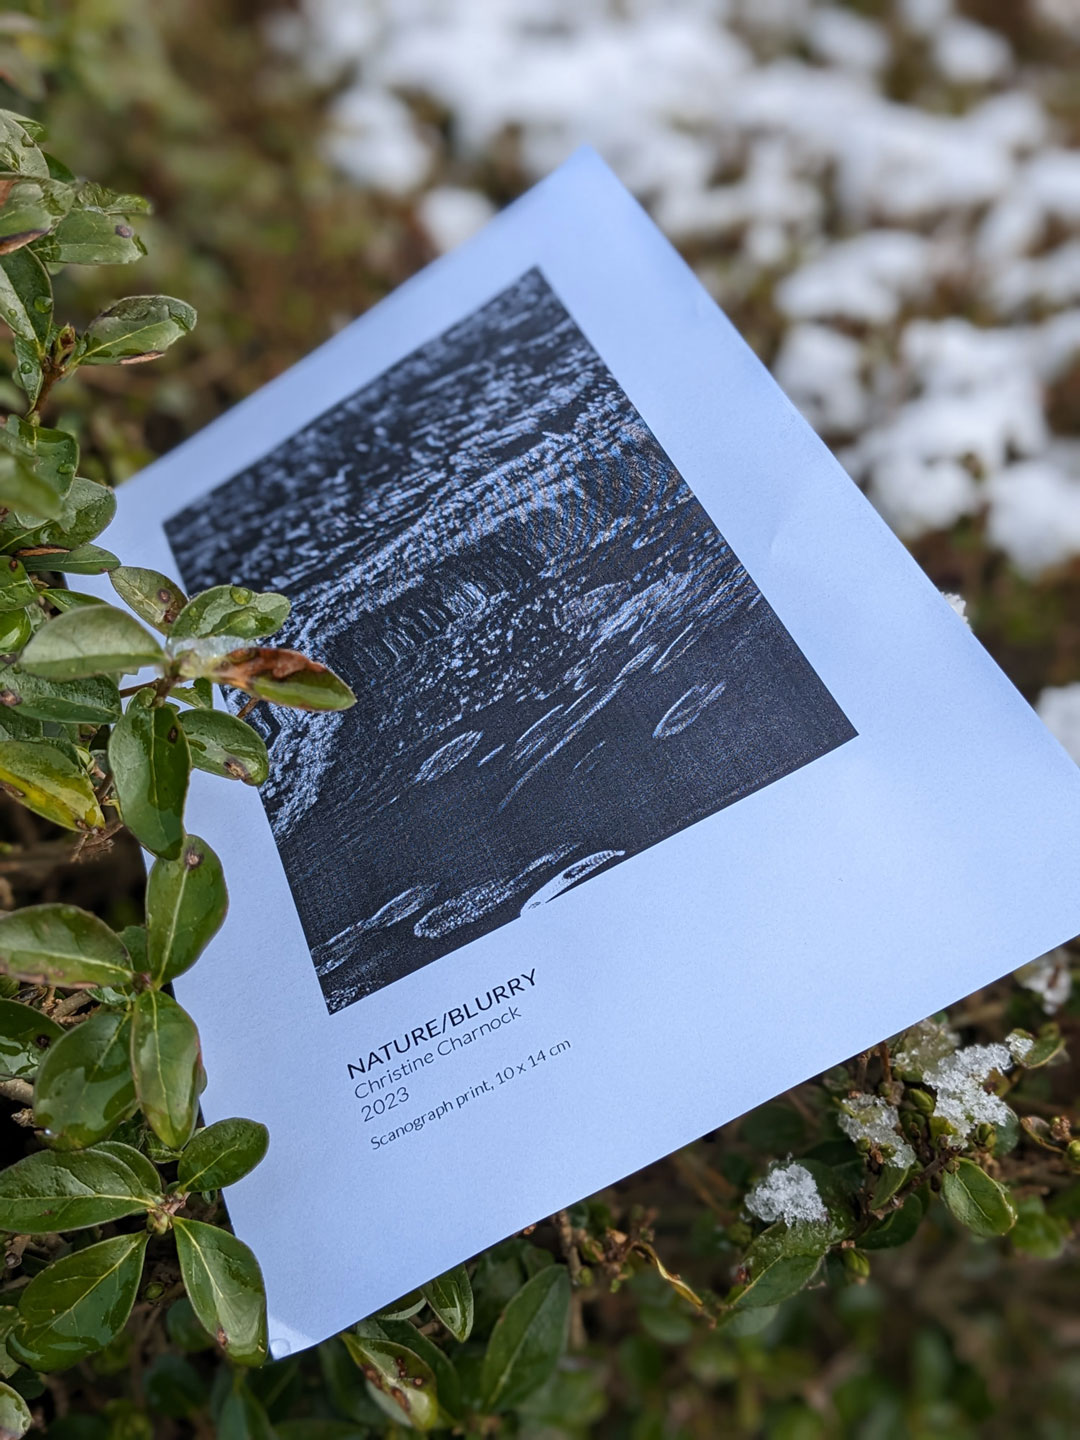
[166,268,855,1013]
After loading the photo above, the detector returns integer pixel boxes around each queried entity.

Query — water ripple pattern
[165,268,855,1012]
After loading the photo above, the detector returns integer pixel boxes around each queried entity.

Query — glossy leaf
[42,588,105,613]
[422,1264,474,1343]
[0,245,51,347]
[0,739,103,830]
[0,111,49,177]
[32,207,145,266]
[0,669,121,724]
[726,1226,826,1313]
[20,603,162,679]
[861,1191,926,1250]
[342,1329,439,1431]
[480,1265,571,1412]
[69,180,151,216]
[0,449,60,519]
[20,476,117,550]
[180,708,269,785]
[110,693,190,859]
[0,416,77,500]
[0,558,36,614]
[130,990,201,1149]
[0,998,62,1078]
[0,1143,160,1234]
[177,1118,269,1192]
[145,834,228,984]
[0,609,30,656]
[353,1317,461,1420]
[0,904,133,988]
[203,646,355,711]
[9,1231,147,1370]
[0,1380,30,1439]
[941,1159,1017,1238]
[81,294,195,364]
[0,173,72,253]
[34,1009,137,1149]
[170,585,289,642]
[173,1217,267,1366]
[11,335,42,408]
[94,1139,163,1196]
[109,566,187,633]
[372,1291,423,1322]
[20,543,119,575]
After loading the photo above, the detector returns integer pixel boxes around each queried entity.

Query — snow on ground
[271,0,1080,581]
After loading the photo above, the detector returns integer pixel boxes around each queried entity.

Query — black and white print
[165,269,855,1013]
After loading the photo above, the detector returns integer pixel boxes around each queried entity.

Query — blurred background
[4,1,1080,1435]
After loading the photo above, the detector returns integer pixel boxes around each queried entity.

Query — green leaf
[144,1351,207,1420]
[42,588,105,613]
[726,1226,826,1313]
[146,834,228,984]
[0,1379,31,1438]
[109,566,187,633]
[80,295,195,364]
[69,181,151,217]
[0,114,49,177]
[0,997,62,1077]
[20,603,163,679]
[868,1164,911,1211]
[376,1290,426,1321]
[0,417,77,521]
[32,207,145,266]
[94,1138,163,1195]
[173,1217,267,1366]
[480,1265,571,1412]
[0,739,103,830]
[422,1264,474,1343]
[0,246,52,348]
[0,173,72,254]
[8,1231,147,1370]
[1,415,77,494]
[0,449,57,519]
[0,669,121,724]
[0,904,133,988]
[0,608,31,655]
[21,543,119,574]
[941,1159,1017,1238]
[1023,1028,1065,1069]
[34,1009,137,1149]
[170,586,290,642]
[0,557,37,612]
[356,1318,461,1422]
[18,477,116,550]
[130,990,201,1150]
[180,708,269,785]
[166,1297,215,1353]
[0,1144,160,1234]
[177,1118,269,1192]
[110,693,190,859]
[1011,1194,1069,1259]
[218,1384,276,1440]
[201,646,355,712]
[342,1329,440,1431]
[861,1192,925,1250]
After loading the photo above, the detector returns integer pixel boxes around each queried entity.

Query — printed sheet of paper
[98,149,1080,1355]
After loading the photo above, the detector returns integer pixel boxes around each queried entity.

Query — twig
[0,1078,33,1105]
[236,695,260,721]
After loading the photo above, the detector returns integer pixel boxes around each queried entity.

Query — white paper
[95,149,1080,1357]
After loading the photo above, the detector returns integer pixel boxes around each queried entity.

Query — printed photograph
[165,268,855,1012]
